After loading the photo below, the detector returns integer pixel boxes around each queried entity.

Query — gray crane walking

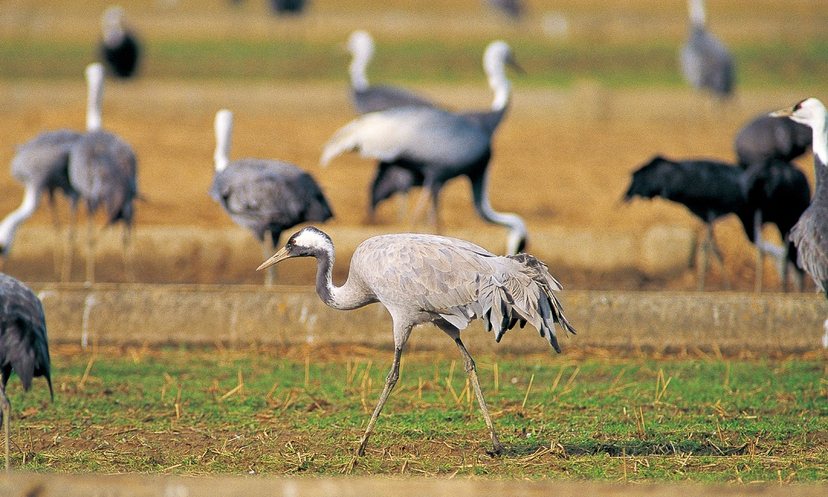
[368,40,522,221]
[680,0,734,99]
[211,109,333,285]
[322,42,527,255]
[771,98,828,347]
[347,30,436,115]
[0,273,53,471]
[0,130,82,279]
[257,226,575,455]
[68,63,139,285]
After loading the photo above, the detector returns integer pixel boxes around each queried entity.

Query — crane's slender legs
[85,211,97,286]
[454,338,504,455]
[1,386,9,472]
[122,226,135,283]
[698,224,730,291]
[261,241,275,286]
[48,195,62,281]
[357,347,402,456]
[754,211,764,293]
[61,205,79,283]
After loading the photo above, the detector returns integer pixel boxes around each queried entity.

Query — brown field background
[0,0,826,290]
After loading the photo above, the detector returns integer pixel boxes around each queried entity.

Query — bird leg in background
[698,224,730,291]
[357,347,401,456]
[61,206,79,283]
[754,211,764,293]
[48,194,63,281]
[409,186,440,233]
[1,386,9,472]
[84,211,97,286]
[122,226,135,283]
[455,337,504,456]
[261,237,276,286]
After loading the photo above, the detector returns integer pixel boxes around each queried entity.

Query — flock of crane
[0,0,826,461]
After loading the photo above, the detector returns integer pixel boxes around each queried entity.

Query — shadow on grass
[505,439,749,457]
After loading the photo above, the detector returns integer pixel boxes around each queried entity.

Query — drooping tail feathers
[320,112,405,167]
[479,253,575,353]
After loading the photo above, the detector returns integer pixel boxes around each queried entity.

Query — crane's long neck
[487,61,511,112]
[470,167,527,255]
[314,247,375,310]
[85,63,104,132]
[349,45,372,92]
[813,117,828,196]
[689,0,706,27]
[214,110,233,172]
[0,186,40,250]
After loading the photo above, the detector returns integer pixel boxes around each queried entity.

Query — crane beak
[507,56,526,75]
[257,246,291,271]
[769,105,794,118]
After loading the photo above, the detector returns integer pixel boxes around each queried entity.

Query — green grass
[2,37,828,89]
[6,347,827,480]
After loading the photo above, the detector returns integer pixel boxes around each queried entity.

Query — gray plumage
[210,159,333,247]
[734,115,812,168]
[0,272,52,470]
[0,130,82,260]
[680,0,734,99]
[68,63,139,284]
[257,226,574,455]
[212,109,332,285]
[347,30,436,115]
[485,0,525,19]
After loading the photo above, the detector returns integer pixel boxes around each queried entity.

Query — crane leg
[707,225,731,290]
[1,385,9,472]
[455,338,504,455]
[123,226,135,283]
[754,211,764,293]
[697,227,710,291]
[357,347,401,456]
[48,195,62,281]
[84,212,96,286]
[61,204,79,283]
[262,239,275,287]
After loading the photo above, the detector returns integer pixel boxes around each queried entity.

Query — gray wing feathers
[790,205,828,293]
[12,130,82,195]
[353,86,435,114]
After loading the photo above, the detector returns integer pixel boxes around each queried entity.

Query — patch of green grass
[5,347,827,480]
[2,37,827,90]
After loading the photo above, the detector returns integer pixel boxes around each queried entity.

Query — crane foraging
[680,0,734,99]
[347,30,436,115]
[771,98,828,347]
[211,109,333,285]
[368,40,522,220]
[68,63,139,284]
[322,42,526,255]
[0,130,82,279]
[257,226,575,456]
[0,273,53,471]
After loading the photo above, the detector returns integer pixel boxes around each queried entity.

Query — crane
[680,0,734,99]
[100,6,141,79]
[257,226,575,455]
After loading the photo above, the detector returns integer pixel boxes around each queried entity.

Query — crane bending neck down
[0,186,40,256]
[470,168,527,255]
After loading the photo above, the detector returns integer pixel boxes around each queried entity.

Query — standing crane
[0,273,53,471]
[771,98,828,347]
[680,0,734,99]
[734,114,812,168]
[257,226,575,455]
[347,30,436,115]
[68,63,139,285]
[368,40,522,220]
[100,6,141,79]
[0,130,82,279]
[322,43,526,255]
[210,109,333,285]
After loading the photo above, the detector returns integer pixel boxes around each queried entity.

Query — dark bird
[485,0,525,20]
[680,0,734,99]
[367,40,522,221]
[68,63,139,284]
[0,130,82,280]
[210,109,333,285]
[735,114,812,169]
[0,273,53,471]
[269,0,306,15]
[771,98,828,348]
[347,30,436,115]
[324,42,526,255]
[257,226,575,455]
[623,155,753,290]
[99,6,141,79]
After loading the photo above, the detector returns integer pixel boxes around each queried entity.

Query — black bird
[270,0,306,15]
[735,114,812,168]
[624,155,752,290]
[211,109,333,285]
[680,0,734,99]
[740,159,810,291]
[0,273,53,471]
[100,6,141,79]
[771,98,828,348]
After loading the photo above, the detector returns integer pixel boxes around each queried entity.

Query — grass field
[5,346,825,481]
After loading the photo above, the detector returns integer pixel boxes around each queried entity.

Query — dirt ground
[0,80,819,290]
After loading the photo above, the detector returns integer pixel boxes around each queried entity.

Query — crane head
[771,98,826,130]
[257,226,333,271]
